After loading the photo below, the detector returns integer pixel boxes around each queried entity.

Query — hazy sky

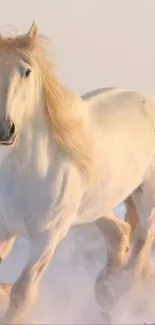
[1,0,155,95]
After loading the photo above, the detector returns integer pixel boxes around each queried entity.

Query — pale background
[0,0,154,323]
[1,0,155,95]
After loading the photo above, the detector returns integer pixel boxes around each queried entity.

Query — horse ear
[26,21,38,41]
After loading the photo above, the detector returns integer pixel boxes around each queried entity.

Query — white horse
[0,21,155,324]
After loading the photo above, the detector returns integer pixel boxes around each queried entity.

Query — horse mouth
[0,134,17,146]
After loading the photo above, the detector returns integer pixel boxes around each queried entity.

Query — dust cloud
[0,203,154,324]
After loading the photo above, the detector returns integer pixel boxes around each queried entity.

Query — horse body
[77,89,155,224]
[0,22,155,323]
[0,88,155,235]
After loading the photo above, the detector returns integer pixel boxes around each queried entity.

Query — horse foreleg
[1,224,70,324]
[0,235,16,316]
[0,235,16,264]
[0,235,16,294]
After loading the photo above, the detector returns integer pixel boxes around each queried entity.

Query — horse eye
[24,68,31,78]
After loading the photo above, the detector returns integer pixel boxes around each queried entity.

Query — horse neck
[14,98,60,174]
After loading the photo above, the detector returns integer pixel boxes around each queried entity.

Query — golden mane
[0,30,94,181]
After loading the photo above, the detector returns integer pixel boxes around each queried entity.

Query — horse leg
[0,224,70,324]
[123,182,155,278]
[125,196,140,241]
[130,209,155,281]
[96,211,132,272]
[95,211,132,308]
[96,195,139,272]
[123,223,146,271]
[95,201,139,309]
[0,235,16,293]
[0,235,16,264]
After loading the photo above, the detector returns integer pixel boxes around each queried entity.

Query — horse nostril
[9,123,15,138]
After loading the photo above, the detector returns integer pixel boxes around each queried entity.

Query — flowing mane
[0,30,94,180]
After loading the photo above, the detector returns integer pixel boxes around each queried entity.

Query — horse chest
[0,169,58,235]
[0,160,83,235]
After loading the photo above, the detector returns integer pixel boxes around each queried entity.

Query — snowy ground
[0,203,154,324]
